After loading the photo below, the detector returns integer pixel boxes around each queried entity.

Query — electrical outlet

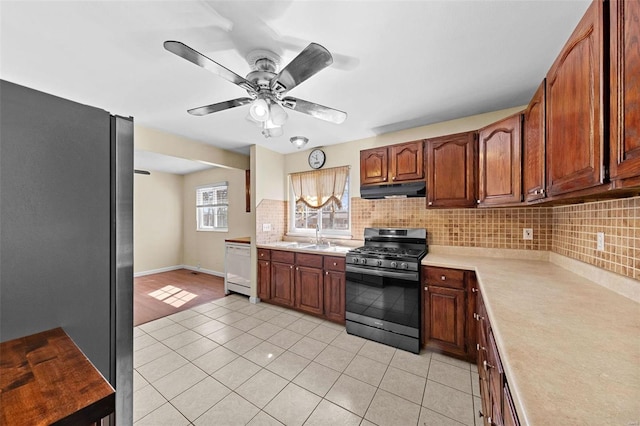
[262,223,272,232]
[523,228,533,240]
[596,232,605,251]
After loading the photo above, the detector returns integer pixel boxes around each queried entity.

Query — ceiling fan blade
[188,97,253,116]
[271,43,333,94]
[281,97,347,124]
[164,40,257,93]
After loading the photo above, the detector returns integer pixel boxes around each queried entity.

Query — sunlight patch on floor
[148,285,198,307]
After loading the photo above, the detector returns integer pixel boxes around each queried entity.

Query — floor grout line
[134,294,477,426]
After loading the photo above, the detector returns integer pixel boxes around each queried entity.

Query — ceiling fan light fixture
[290,136,309,149]
[249,98,270,122]
[269,102,288,126]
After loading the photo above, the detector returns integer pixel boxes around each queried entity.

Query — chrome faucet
[315,224,320,244]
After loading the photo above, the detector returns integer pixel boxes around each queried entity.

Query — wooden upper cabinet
[478,113,523,206]
[360,140,424,186]
[360,147,388,185]
[610,0,640,187]
[546,0,605,197]
[389,141,424,183]
[426,131,477,208]
[523,81,547,203]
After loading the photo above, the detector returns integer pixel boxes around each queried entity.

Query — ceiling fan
[164,40,347,138]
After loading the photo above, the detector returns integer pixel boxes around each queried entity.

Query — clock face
[308,149,326,169]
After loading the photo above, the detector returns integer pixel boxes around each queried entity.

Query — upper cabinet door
[523,81,547,203]
[426,131,477,208]
[546,0,605,197]
[478,113,523,207]
[610,0,640,187]
[388,141,424,183]
[360,147,389,185]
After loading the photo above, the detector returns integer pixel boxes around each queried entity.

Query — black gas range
[345,228,428,353]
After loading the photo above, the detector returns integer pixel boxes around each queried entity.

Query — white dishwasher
[225,242,251,296]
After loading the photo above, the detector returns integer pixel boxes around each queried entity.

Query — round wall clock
[308,149,326,169]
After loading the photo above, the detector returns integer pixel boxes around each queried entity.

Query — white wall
[133,171,183,274]
[182,167,253,275]
[254,144,286,203]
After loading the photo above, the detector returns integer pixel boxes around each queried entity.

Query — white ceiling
[1,0,590,167]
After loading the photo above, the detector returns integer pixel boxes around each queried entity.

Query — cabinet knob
[260,253,264,257]
[290,265,293,269]
[428,201,433,206]
[483,360,494,370]
[477,199,480,204]
[296,267,299,270]
[441,275,446,280]
[392,176,396,181]
[266,262,269,266]
[326,271,329,275]
[424,286,428,291]
[471,288,478,293]
[383,176,387,181]
[333,262,337,266]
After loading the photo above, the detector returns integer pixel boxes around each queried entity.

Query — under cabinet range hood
[360,181,426,199]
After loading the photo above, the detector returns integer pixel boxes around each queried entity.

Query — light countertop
[225,237,251,244]
[422,250,640,426]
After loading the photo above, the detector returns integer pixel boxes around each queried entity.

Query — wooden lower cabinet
[257,249,271,300]
[258,249,345,323]
[295,266,323,315]
[324,256,346,323]
[270,260,295,307]
[475,290,520,426]
[423,285,466,357]
[422,266,475,361]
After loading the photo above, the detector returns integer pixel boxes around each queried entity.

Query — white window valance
[290,166,349,209]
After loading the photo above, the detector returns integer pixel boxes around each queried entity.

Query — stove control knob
[377,260,383,266]
[400,262,408,269]
[361,258,367,265]
[352,257,359,264]
[390,261,398,268]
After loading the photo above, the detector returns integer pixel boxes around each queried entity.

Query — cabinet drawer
[424,266,465,289]
[324,256,345,272]
[296,253,323,268]
[258,249,271,260]
[271,250,295,264]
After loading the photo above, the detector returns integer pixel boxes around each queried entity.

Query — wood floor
[134,269,226,326]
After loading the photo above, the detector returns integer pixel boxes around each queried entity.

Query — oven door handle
[346,265,419,281]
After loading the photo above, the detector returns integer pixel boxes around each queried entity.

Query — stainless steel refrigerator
[0,79,133,424]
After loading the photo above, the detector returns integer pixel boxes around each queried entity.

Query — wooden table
[0,328,115,425]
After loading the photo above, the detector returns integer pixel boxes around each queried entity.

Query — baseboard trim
[182,265,224,278]
[134,265,224,278]
[134,265,183,277]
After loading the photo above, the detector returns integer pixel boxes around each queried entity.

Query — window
[289,166,350,236]
[196,182,228,231]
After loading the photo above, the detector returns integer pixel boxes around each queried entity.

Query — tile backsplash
[553,197,639,281]
[255,199,286,244]
[256,196,639,281]
[351,198,552,250]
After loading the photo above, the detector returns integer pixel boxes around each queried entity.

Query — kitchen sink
[272,241,350,252]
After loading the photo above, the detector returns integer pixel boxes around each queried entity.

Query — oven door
[345,265,420,332]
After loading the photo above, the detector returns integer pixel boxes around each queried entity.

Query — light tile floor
[134,294,482,426]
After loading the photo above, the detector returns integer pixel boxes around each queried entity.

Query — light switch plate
[596,232,605,251]
[262,223,272,232]
[523,228,533,240]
